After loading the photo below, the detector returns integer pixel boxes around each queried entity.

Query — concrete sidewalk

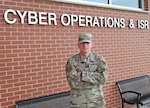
[132,104,150,108]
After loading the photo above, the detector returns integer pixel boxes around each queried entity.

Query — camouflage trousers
[70,106,105,108]
[70,88,105,108]
[82,104,105,108]
[70,104,105,108]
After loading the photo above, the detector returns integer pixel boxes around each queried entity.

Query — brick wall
[0,0,150,108]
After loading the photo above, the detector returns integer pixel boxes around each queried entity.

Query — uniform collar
[79,53,95,62]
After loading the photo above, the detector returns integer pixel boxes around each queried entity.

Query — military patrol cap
[78,33,92,43]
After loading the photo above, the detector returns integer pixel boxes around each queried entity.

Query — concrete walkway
[132,104,150,108]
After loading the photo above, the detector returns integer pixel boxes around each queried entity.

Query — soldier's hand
[76,72,82,81]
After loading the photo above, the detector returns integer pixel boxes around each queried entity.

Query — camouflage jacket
[66,53,108,89]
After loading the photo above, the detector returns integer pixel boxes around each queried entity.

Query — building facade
[0,0,150,108]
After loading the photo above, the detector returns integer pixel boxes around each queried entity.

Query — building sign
[4,9,149,29]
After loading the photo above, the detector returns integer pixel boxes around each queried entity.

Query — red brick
[1,92,13,98]
[20,93,32,99]
[14,90,25,95]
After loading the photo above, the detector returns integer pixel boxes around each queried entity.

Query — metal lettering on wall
[4,9,149,29]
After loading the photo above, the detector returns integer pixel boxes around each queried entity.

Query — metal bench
[116,75,150,108]
[16,91,70,108]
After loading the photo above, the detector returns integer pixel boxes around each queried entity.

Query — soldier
[66,33,108,108]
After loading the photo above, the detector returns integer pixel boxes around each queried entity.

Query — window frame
[72,0,144,9]
[51,0,148,13]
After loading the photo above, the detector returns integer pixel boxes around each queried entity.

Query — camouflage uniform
[66,53,108,108]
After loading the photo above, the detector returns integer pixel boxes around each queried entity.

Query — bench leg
[122,101,124,108]
[136,104,140,108]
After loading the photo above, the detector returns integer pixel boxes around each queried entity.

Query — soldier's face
[78,42,92,54]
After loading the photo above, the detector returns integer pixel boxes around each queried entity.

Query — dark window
[81,0,144,9]
[112,0,143,9]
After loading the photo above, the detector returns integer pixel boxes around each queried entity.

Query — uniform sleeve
[65,58,82,89]
[81,56,108,85]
